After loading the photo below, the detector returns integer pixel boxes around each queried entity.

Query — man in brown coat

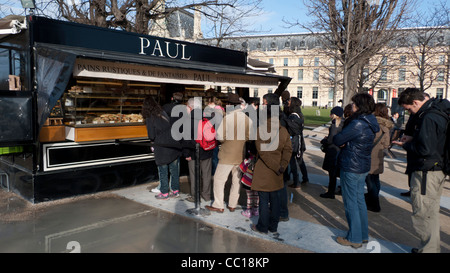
[251,93,292,234]
[205,93,253,213]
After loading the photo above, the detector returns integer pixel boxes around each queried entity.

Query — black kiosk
[0,16,290,203]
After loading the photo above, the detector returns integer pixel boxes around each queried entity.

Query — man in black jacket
[393,89,450,253]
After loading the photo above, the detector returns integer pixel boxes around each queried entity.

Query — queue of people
[142,88,449,253]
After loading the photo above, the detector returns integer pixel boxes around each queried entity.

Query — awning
[73,58,280,89]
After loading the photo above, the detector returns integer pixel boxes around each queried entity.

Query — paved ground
[1,125,449,253]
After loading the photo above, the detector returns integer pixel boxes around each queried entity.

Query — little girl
[239,145,259,218]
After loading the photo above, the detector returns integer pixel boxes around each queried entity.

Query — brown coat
[251,119,292,192]
[216,108,252,165]
[369,116,394,174]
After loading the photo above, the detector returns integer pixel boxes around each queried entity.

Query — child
[239,145,259,218]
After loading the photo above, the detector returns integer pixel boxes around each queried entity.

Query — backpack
[196,117,217,151]
[423,103,450,176]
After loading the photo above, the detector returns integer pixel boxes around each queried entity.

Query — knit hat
[330,106,344,117]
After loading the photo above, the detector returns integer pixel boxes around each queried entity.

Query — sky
[254,0,444,35]
[2,0,445,35]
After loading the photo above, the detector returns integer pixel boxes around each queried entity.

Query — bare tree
[201,0,264,46]
[25,0,262,38]
[401,0,449,92]
[287,0,413,105]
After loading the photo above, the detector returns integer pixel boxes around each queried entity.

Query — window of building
[314,57,320,67]
[298,69,303,81]
[254,88,258,97]
[298,58,304,66]
[381,56,388,66]
[268,89,273,94]
[283,69,288,77]
[269,58,274,65]
[284,58,289,66]
[312,87,318,99]
[313,69,319,81]
[312,101,318,107]
[439,55,445,65]
[400,55,407,65]
[437,69,445,81]
[297,86,303,98]
[380,68,388,81]
[330,58,335,66]
[377,89,387,100]
[436,88,444,99]
[329,69,335,81]
[398,68,406,81]
[328,87,334,100]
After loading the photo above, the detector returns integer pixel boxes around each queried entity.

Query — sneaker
[155,193,169,200]
[169,190,180,198]
[251,208,259,217]
[151,188,161,193]
[241,209,252,218]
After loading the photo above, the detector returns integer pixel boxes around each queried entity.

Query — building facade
[201,28,450,107]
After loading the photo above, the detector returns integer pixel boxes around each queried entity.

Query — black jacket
[321,119,344,172]
[146,111,181,166]
[403,98,450,172]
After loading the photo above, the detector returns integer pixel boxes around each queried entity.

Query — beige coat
[216,108,252,165]
[251,119,292,192]
[369,116,394,174]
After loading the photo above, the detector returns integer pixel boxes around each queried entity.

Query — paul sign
[138,37,192,61]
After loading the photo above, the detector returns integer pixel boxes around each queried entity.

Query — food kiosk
[0,15,290,203]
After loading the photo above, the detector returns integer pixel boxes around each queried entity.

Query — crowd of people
[141,87,449,253]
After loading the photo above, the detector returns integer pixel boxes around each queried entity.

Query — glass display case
[62,79,159,142]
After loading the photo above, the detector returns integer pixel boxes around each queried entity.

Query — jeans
[157,158,180,194]
[340,170,369,244]
[279,179,289,218]
[365,174,381,210]
[283,154,299,186]
[257,189,282,233]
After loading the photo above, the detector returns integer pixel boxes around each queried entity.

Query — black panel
[47,142,152,166]
[0,91,34,145]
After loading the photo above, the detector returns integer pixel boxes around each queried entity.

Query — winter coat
[369,116,394,174]
[181,109,214,160]
[403,98,450,172]
[251,118,292,192]
[146,111,181,166]
[321,118,344,172]
[216,108,252,165]
[333,114,380,174]
[284,112,304,155]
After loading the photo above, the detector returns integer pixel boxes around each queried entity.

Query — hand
[391,140,404,146]
[186,157,192,161]
[276,167,285,176]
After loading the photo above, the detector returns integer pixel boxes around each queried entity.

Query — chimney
[193,6,203,41]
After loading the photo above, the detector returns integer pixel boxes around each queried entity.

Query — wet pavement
[0,191,301,253]
[0,125,449,254]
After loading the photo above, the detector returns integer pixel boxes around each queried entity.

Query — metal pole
[186,142,210,216]
[195,142,200,210]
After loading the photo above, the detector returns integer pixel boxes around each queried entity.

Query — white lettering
[139,37,150,55]
[151,40,164,57]
[166,42,180,59]
[181,44,191,60]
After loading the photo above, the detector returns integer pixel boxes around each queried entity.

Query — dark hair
[352,93,375,115]
[288,97,302,115]
[249,97,260,106]
[398,88,424,106]
[374,103,389,119]
[344,104,353,118]
[263,93,280,106]
[142,96,163,119]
